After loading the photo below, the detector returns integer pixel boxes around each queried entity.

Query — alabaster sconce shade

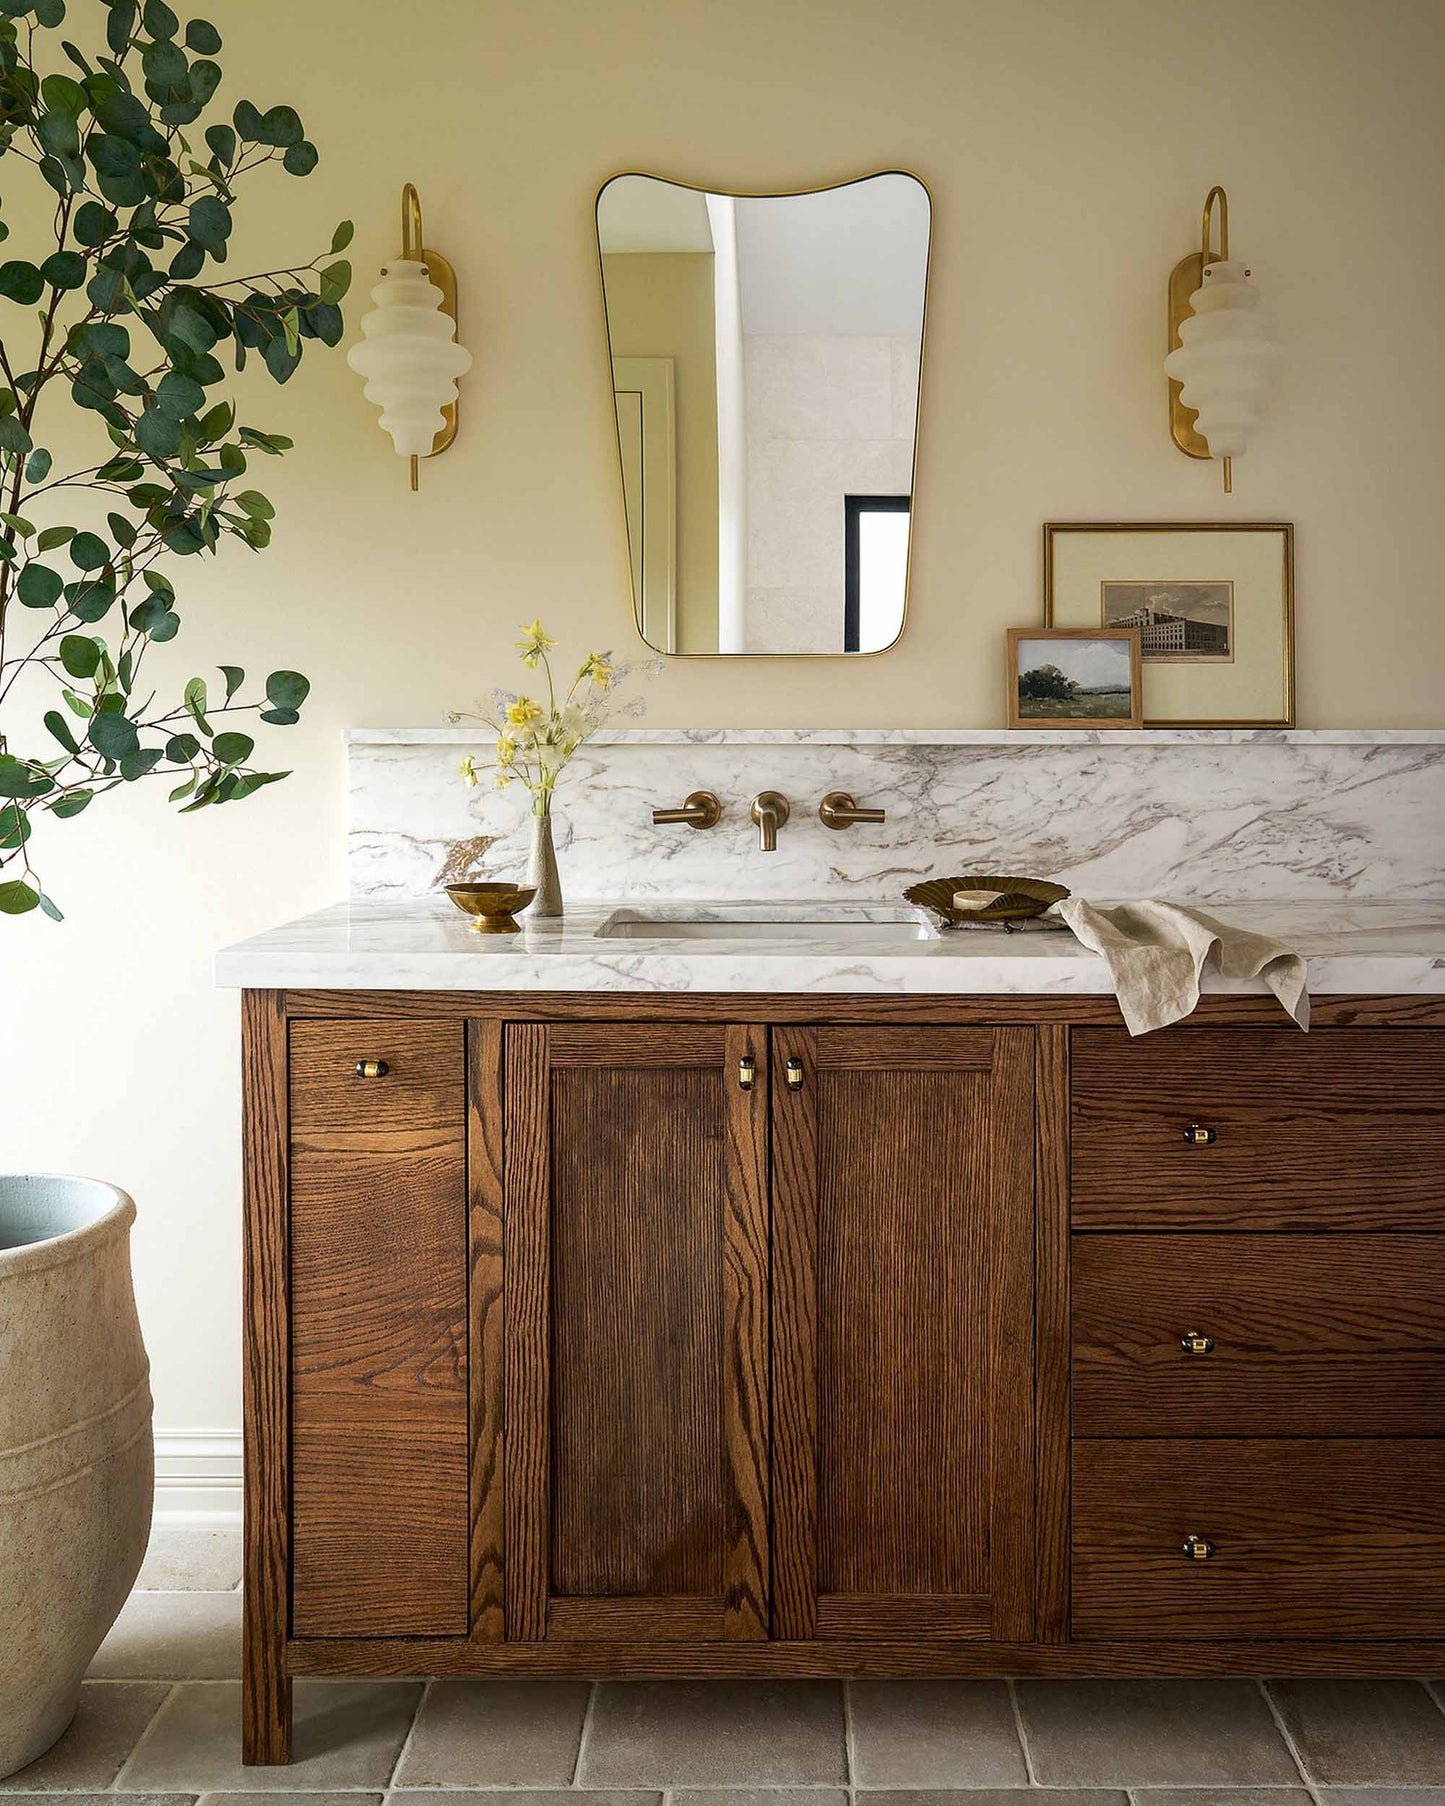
[1164,187,1278,492]
[347,185,471,489]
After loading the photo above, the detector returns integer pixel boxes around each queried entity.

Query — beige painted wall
[602,252,720,652]
[2,0,1443,1449]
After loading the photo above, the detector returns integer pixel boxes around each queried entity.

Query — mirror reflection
[596,172,930,656]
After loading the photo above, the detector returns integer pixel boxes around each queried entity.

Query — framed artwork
[1006,627,1143,730]
[1044,522,1294,727]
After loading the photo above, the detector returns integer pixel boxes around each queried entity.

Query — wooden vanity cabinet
[242,991,1445,1765]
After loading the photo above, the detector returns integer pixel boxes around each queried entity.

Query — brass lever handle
[785,1057,804,1092]
[1180,1330,1215,1356]
[738,1055,756,1092]
[652,791,722,830]
[1181,1534,1218,1561]
[355,1059,390,1079]
[1183,1123,1218,1146]
[818,790,886,830]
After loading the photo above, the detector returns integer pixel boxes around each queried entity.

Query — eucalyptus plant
[0,0,352,920]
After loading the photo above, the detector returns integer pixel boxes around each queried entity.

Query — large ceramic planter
[0,1175,152,1778]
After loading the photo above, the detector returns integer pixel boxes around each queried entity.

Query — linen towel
[1053,897,1310,1036]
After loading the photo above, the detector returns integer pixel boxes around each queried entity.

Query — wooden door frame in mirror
[593,168,934,659]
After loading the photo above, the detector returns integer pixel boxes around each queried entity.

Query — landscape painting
[1008,628,1142,729]
[1101,579,1234,662]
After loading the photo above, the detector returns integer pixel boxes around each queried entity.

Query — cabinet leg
[242,1651,291,1765]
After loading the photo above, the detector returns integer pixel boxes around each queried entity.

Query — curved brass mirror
[595,171,931,656]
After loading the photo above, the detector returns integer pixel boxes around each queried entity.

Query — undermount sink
[595,905,940,944]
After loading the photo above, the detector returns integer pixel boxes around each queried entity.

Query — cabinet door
[772,1024,1035,1641]
[504,1022,769,1642]
[289,1019,469,1636]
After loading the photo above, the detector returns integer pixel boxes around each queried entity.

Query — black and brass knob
[1183,1123,1218,1146]
[785,1057,804,1092]
[1181,1534,1217,1561]
[355,1059,389,1079]
[1180,1330,1215,1356]
[738,1055,756,1092]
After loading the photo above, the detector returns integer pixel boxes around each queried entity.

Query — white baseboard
[153,1428,243,1528]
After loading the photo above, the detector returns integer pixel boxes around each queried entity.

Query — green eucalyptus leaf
[154,369,204,417]
[218,663,244,700]
[59,632,102,678]
[17,563,63,607]
[36,525,74,551]
[49,788,94,817]
[25,447,51,482]
[168,240,205,280]
[232,98,262,141]
[212,730,253,765]
[264,670,309,711]
[187,193,230,249]
[68,531,109,569]
[203,120,234,166]
[39,248,87,289]
[0,259,44,303]
[282,139,317,177]
[165,732,200,762]
[73,202,116,247]
[41,71,87,114]
[34,0,66,27]
[44,708,81,754]
[0,801,30,851]
[37,107,81,160]
[185,16,220,52]
[69,578,116,623]
[257,103,302,147]
[119,746,163,779]
[134,407,181,458]
[0,414,33,456]
[319,259,350,304]
[330,218,354,254]
[37,891,65,922]
[88,708,138,759]
[141,0,177,36]
[106,1,138,55]
[183,673,210,733]
[0,880,40,916]
[234,489,274,520]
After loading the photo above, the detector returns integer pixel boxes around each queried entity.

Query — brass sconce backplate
[1167,250,1209,461]
[401,183,460,460]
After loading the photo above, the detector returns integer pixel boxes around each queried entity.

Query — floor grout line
[385,1675,433,1790]
[108,1678,181,1792]
[570,1678,598,1788]
[1006,1678,1041,1787]
[1256,1677,1319,1799]
[842,1677,858,1798]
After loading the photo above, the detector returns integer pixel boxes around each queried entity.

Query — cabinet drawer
[1073,1438,1445,1639]
[290,1019,465,1144]
[1072,1027,1445,1229]
[1073,1234,1445,1436]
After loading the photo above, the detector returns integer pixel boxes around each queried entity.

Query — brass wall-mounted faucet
[749,791,790,852]
[818,791,886,830]
[651,791,722,830]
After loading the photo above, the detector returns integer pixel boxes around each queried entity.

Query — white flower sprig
[448,621,658,815]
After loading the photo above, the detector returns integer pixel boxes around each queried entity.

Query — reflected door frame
[844,493,911,654]
[612,357,677,654]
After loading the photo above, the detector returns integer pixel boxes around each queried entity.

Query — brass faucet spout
[749,790,790,853]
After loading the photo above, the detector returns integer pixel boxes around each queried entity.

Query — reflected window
[845,495,910,653]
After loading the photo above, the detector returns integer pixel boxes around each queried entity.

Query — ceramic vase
[527,804,562,918]
[0,1175,152,1778]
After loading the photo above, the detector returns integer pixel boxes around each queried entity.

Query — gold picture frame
[1043,522,1295,728]
[1006,627,1143,730]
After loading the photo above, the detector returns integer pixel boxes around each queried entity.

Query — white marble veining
[348,728,1445,905]
[215,898,1445,995]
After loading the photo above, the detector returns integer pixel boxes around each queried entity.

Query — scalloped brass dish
[904,874,1070,929]
[445,881,537,934]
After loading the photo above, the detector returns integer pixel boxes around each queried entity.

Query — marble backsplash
[348,728,1445,904]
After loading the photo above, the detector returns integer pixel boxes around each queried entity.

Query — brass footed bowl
[445,881,537,934]
[904,874,1070,928]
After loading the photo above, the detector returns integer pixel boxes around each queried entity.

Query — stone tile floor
[5,1531,1444,1803]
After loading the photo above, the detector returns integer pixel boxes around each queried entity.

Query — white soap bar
[952,888,1006,912]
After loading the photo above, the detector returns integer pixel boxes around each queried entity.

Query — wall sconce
[1164,186,1277,492]
[347,184,472,490]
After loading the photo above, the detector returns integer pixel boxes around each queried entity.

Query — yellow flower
[458,755,479,788]
[515,620,556,667]
[506,696,544,728]
[579,650,614,690]
[495,734,516,768]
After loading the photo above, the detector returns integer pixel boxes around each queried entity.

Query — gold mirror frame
[593,168,934,660]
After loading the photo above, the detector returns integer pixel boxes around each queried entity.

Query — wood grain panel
[467,1020,505,1640]
[722,1024,770,1640]
[815,1594,993,1638]
[549,1064,725,1597]
[814,1025,997,1069]
[1034,1023,1072,1644]
[772,1023,1035,1642]
[770,1025,819,1640]
[242,990,291,1764]
[1073,1437,1445,1638]
[290,1014,469,1639]
[1074,1234,1445,1436]
[1073,1028,1445,1228]
[546,1022,726,1066]
[290,1632,1445,1679]
[547,1596,723,1640]
[283,990,1445,1029]
[290,1019,466,1141]
[503,1023,550,1641]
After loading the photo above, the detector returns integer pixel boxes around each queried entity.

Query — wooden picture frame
[1007,627,1143,731]
[1044,522,1294,728]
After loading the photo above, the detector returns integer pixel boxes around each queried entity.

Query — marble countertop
[214,898,1445,996]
